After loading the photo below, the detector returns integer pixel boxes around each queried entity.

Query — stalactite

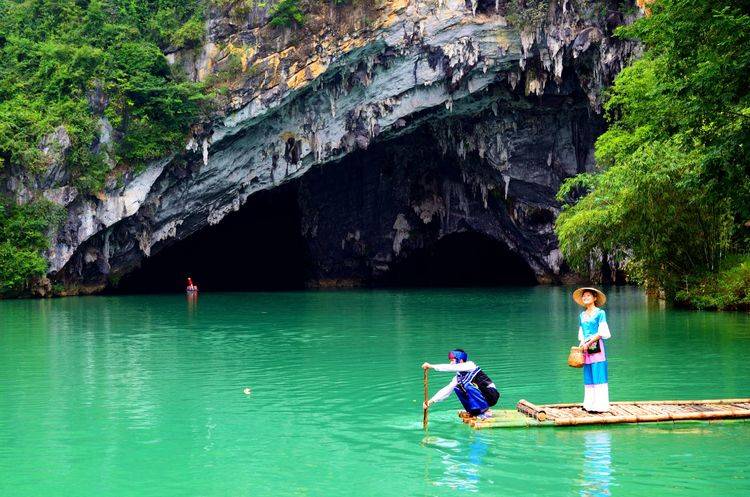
[40,0,639,294]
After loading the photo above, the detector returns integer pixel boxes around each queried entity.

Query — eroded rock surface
[18,0,640,293]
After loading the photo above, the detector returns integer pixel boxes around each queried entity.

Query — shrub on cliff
[268,0,306,27]
[0,0,208,190]
[0,199,63,296]
[0,1,210,294]
[171,14,206,49]
[555,0,750,305]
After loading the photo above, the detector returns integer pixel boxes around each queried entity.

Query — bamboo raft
[459,398,750,429]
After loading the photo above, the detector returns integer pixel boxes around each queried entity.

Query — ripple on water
[1,288,749,497]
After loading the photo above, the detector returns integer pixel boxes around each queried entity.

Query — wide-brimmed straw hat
[572,287,606,307]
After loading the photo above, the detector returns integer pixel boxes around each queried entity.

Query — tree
[555,0,750,306]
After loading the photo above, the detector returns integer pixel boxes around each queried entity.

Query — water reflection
[2,289,749,497]
[580,431,613,497]
[431,433,489,492]
[186,292,198,308]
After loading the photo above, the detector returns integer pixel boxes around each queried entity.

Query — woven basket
[568,346,584,368]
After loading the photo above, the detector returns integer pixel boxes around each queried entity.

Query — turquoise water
[1,287,749,496]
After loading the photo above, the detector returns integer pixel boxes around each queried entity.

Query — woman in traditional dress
[573,287,611,412]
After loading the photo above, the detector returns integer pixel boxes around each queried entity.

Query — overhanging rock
[45,1,640,293]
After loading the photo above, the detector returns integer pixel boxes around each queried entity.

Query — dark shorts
[482,386,500,407]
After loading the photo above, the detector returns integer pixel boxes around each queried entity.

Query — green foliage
[264,0,358,29]
[171,15,205,48]
[0,199,64,295]
[0,0,208,187]
[268,0,305,27]
[611,1,750,221]
[0,1,212,294]
[676,256,750,311]
[556,140,734,294]
[555,0,750,304]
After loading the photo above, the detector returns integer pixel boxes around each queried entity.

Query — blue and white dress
[578,308,611,412]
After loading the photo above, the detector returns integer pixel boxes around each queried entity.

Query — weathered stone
[31,1,640,294]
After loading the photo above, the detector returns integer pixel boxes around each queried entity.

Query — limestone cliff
[12,0,641,293]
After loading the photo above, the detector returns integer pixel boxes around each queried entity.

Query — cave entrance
[112,183,310,294]
[383,231,537,287]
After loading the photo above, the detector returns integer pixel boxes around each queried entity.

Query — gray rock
[38,1,640,294]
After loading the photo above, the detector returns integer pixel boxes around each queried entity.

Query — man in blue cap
[422,349,500,419]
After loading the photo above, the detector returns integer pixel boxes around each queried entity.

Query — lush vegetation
[0,199,63,295]
[556,0,750,309]
[676,255,750,310]
[0,0,208,186]
[268,0,306,27]
[0,0,211,295]
[267,0,357,28]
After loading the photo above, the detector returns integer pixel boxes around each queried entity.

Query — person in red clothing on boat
[186,277,198,293]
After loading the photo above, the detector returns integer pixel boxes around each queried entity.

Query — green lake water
[1,287,749,496]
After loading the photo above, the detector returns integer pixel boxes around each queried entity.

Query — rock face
[22,1,640,293]
[297,90,601,286]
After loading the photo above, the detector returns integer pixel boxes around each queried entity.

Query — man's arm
[426,377,458,407]
[424,361,477,372]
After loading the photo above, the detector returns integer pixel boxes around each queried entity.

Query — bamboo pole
[423,368,429,430]
[539,398,750,409]
[468,399,750,430]
[627,398,750,405]
[550,409,750,426]
[613,403,645,417]
[517,399,548,421]
[607,405,637,423]
[637,403,667,416]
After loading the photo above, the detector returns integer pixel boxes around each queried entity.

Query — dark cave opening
[111,183,310,294]
[111,185,538,293]
[382,231,537,287]
[110,113,548,293]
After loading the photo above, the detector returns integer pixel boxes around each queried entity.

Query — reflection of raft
[460,398,750,429]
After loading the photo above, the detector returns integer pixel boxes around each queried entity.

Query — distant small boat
[460,398,750,429]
